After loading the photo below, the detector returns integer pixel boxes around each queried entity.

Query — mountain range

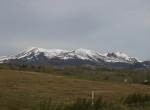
[0,47,149,69]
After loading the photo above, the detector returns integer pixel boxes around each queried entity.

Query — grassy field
[0,69,150,109]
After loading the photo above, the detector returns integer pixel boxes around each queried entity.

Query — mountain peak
[106,52,139,63]
[107,52,129,59]
[25,47,45,53]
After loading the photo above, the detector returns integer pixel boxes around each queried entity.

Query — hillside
[0,69,150,110]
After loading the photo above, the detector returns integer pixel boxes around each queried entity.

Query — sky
[0,0,150,60]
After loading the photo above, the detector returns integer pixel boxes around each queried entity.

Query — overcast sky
[0,0,150,60]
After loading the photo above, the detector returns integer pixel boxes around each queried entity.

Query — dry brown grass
[0,69,150,109]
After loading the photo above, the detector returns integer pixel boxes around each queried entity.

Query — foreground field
[0,69,150,110]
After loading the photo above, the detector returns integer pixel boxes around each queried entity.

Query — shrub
[33,97,107,110]
[123,93,150,106]
[64,97,106,110]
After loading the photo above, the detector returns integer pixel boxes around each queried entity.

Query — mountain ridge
[0,47,149,69]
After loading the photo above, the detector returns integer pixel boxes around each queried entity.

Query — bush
[33,97,107,110]
[64,98,91,110]
[123,93,150,106]
[143,80,150,85]
[64,97,107,110]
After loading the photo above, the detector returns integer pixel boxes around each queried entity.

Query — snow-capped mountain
[0,47,148,68]
[2,47,138,63]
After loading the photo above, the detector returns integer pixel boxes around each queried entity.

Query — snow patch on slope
[0,56,10,63]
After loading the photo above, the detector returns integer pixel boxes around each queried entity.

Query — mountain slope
[0,47,148,68]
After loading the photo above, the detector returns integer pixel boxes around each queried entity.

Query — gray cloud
[0,0,150,60]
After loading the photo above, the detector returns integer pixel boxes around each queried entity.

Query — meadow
[0,65,150,110]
